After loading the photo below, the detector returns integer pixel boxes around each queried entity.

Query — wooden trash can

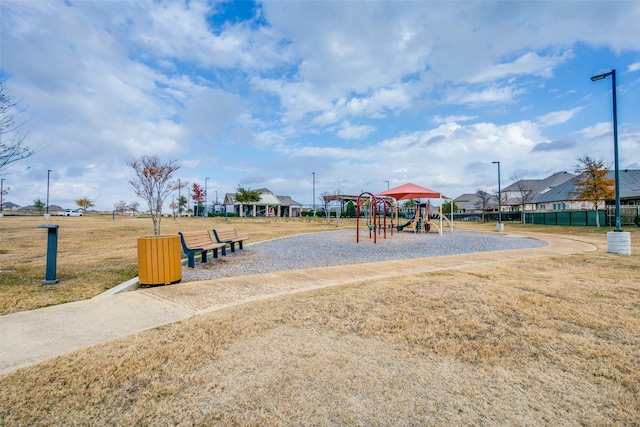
[137,235,182,286]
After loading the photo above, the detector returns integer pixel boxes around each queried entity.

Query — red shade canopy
[377,182,445,200]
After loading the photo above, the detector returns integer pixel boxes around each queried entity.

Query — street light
[492,161,502,228]
[591,69,621,232]
[46,169,52,214]
[178,178,181,216]
[205,177,209,217]
[0,178,5,216]
[312,172,316,217]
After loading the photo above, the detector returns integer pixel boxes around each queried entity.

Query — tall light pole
[0,178,5,216]
[46,169,52,214]
[492,161,502,229]
[385,180,389,190]
[205,177,209,217]
[312,172,316,216]
[591,69,621,232]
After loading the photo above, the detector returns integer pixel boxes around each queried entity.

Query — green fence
[524,210,606,226]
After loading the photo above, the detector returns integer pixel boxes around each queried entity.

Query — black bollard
[38,224,60,285]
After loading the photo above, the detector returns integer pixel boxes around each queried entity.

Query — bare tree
[474,188,492,221]
[574,156,614,228]
[129,201,140,215]
[510,175,536,224]
[114,200,128,215]
[0,81,38,173]
[128,155,187,236]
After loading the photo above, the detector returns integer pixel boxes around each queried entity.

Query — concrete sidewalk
[0,233,597,376]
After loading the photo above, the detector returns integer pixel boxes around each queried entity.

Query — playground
[352,182,453,243]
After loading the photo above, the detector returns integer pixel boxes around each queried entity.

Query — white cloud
[469,51,572,83]
[537,107,583,127]
[337,122,377,140]
[629,62,640,72]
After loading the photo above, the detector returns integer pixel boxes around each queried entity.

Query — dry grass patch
[0,215,351,314]
[1,241,638,425]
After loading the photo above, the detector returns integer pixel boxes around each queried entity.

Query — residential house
[453,192,496,213]
[502,171,575,212]
[532,169,640,211]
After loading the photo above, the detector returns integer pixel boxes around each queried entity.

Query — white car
[58,209,83,216]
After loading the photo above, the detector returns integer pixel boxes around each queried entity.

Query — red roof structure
[377,182,446,200]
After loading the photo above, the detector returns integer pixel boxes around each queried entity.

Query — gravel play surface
[182,229,547,282]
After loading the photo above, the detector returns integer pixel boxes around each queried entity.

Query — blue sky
[1,0,639,211]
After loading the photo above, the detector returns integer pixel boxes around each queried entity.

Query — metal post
[0,178,5,217]
[591,69,621,231]
[38,224,60,284]
[312,172,316,217]
[492,161,501,224]
[611,70,621,231]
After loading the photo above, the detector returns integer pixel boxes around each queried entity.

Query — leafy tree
[192,183,205,216]
[345,200,357,217]
[128,155,187,236]
[76,197,94,211]
[573,155,614,228]
[114,200,128,215]
[1,80,39,173]
[234,186,261,203]
[234,186,261,217]
[33,198,45,215]
[441,200,459,214]
[177,196,187,216]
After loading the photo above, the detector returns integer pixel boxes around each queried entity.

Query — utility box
[137,235,182,286]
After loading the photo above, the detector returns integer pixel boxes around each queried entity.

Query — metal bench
[212,227,249,253]
[178,231,227,268]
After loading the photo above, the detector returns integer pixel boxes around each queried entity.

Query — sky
[1,0,639,212]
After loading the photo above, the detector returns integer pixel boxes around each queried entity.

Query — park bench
[178,231,227,268]
[212,227,249,253]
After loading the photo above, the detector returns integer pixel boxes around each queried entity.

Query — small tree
[192,183,205,216]
[441,200,459,214]
[33,198,45,215]
[345,200,357,217]
[76,197,94,211]
[128,155,186,236]
[114,200,128,215]
[573,155,614,228]
[177,195,187,216]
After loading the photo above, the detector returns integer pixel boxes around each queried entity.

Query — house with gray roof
[502,171,576,212]
[224,188,303,217]
[532,169,640,211]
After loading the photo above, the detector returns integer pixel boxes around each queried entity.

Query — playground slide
[397,220,412,231]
